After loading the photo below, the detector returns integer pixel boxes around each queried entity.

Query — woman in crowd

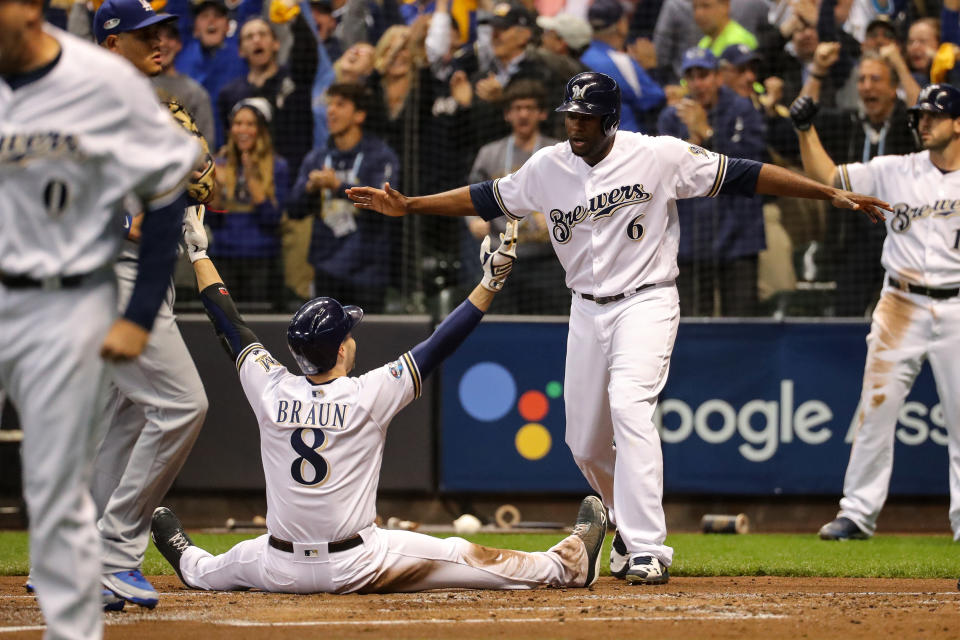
[209,97,289,308]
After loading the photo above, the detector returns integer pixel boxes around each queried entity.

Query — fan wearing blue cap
[94,0,178,75]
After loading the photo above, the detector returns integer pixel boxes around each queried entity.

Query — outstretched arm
[346,182,478,217]
[182,207,260,359]
[409,222,519,379]
[754,163,889,222]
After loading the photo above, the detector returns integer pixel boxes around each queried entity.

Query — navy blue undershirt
[410,299,485,379]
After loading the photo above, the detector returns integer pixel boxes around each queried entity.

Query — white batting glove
[182,205,209,263]
[480,220,519,292]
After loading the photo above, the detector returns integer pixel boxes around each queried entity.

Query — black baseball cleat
[571,496,607,588]
[151,507,195,586]
[818,517,871,540]
[609,530,628,579]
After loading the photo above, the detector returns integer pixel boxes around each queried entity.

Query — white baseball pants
[838,285,960,538]
[178,525,588,593]
[563,284,679,566]
[0,274,115,640]
[91,260,207,572]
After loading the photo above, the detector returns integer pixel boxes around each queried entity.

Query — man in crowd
[581,0,665,133]
[694,0,757,57]
[288,83,399,313]
[658,48,767,316]
[153,20,216,144]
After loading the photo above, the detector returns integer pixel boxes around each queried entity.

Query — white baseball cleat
[625,554,670,585]
[609,531,628,579]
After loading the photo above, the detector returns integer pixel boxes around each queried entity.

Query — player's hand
[182,205,209,263]
[830,189,891,223]
[346,182,409,217]
[100,318,150,361]
[480,220,519,292]
[789,95,819,131]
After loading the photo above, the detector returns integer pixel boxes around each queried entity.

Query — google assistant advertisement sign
[440,322,946,495]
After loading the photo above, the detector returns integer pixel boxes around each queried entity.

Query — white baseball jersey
[0,27,200,279]
[235,343,422,543]
[838,151,960,287]
[489,131,728,296]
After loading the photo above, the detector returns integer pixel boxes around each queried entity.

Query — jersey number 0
[290,428,330,486]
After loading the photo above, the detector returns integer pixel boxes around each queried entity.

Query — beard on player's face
[918,114,957,152]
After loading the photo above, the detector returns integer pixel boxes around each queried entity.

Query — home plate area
[1,577,959,639]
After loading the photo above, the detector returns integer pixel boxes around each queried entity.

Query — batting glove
[480,220,519,292]
[789,96,819,131]
[182,205,209,263]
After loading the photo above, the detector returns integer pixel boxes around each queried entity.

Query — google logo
[457,362,563,460]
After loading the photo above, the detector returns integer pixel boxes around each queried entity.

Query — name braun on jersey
[276,399,348,429]
[889,199,960,232]
[550,184,652,243]
[0,132,84,164]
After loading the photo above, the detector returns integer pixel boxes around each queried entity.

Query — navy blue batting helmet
[907,83,960,131]
[555,72,621,137]
[287,298,363,375]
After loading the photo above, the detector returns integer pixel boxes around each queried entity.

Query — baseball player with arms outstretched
[0,0,200,637]
[790,85,960,541]
[84,0,214,609]
[347,71,890,585]
[149,212,608,593]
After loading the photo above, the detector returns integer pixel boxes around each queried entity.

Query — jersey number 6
[290,428,330,486]
[626,213,645,241]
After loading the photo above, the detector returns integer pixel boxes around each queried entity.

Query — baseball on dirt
[453,514,482,534]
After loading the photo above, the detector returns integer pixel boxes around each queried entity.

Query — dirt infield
[2,576,959,639]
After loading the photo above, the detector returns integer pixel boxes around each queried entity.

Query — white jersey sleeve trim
[491,178,523,221]
[705,153,728,198]
[401,351,423,400]
[236,342,264,372]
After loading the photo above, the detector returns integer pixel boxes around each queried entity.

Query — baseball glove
[480,220,519,292]
[789,96,819,131]
[163,97,216,204]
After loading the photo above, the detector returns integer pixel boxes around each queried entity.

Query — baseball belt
[887,276,959,300]
[575,282,657,305]
[268,533,363,554]
[0,269,102,291]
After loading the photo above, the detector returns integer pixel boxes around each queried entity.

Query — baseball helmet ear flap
[555,71,622,137]
[287,298,364,375]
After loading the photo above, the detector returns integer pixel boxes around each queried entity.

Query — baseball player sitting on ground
[150,211,608,593]
[79,0,214,610]
[790,85,960,541]
[346,71,891,586]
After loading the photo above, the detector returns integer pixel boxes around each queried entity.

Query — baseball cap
[681,47,718,73]
[719,43,759,67]
[489,1,534,29]
[536,13,593,50]
[588,0,623,31]
[94,0,178,43]
[865,15,897,38]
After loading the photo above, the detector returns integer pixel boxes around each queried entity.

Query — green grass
[2,531,957,579]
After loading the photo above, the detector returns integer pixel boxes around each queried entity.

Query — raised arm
[788,95,841,186]
[182,207,260,360]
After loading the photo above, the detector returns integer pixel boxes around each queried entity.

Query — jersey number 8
[290,428,330,486]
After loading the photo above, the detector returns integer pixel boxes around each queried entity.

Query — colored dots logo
[515,424,551,460]
[518,390,548,422]
[459,362,516,422]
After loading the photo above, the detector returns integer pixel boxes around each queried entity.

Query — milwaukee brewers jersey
[236,343,422,543]
[0,27,199,279]
[489,132,728,296]
[838,151,960,288]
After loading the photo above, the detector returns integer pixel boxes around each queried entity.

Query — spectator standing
[175,0,248,140]
[152,21,217,144]
[906,18,940,85]
[218,11,318,177]
[694,0,757,57]
[657,48,767,316]
[465,80,567,314]
[310,0,344,61]
[581,0,665,132]
[289,83,400,312]
[536,11,592,136]
[795,45,916,316]
[209,98,290,306]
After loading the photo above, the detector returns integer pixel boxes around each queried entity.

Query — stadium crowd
[45,0,960,316]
